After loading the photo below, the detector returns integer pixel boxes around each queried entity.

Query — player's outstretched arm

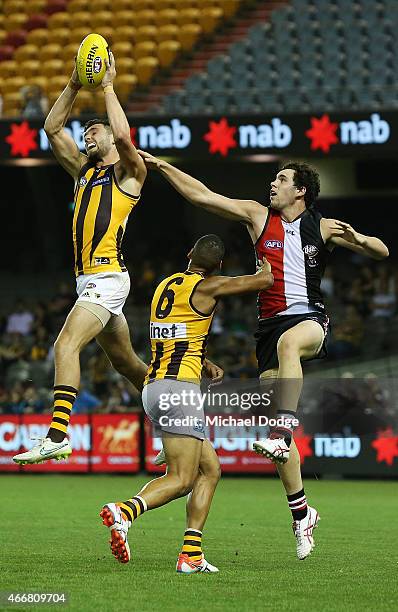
[138,150,263,226]
[191,257,274,316]
[102,52,146,186]
[44,66,87,180]
[322,218,389,260]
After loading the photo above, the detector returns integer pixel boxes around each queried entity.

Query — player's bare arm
[191,257,273,315]
[138,150,267,240]
[43,66,87,180]
[102,52,147,194]
[321,218,389,259]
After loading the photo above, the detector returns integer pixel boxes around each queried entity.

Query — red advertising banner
[0,414,140,473]
[0,415,20,472]
[91,414,140,472]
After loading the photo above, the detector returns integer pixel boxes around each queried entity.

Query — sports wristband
[103,85,114,94]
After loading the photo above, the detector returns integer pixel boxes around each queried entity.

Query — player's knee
[277,333,300,358]
[176,474,195,497]
[54,331,80,357]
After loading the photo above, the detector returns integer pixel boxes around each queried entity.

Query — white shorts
[76,272,130,316]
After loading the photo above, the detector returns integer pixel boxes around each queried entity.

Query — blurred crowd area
[1,251,398,416]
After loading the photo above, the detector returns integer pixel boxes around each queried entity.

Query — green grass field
[1,475,397,612]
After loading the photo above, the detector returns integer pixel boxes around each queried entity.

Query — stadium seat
[26,28,49,47]
[200,7,223,34]
[1,76,25,94]
[135,10,156,28]
[155,25,178,44]
[135,56,159,85]
[91,11,113,30]
[158,40,180,68]
[136,26,158,44]
[64,43,79,62]
[26,0,47,14]
[114,57,135,76]
[47,27,71,47]
[112,41,134,60]
[0,60,18,79]
[0,45,15,61]
[93,92,107,115]
[66,0,88,12]
[19,60,41,79]
[0,31,6,46]
[186,91,208,114]
[114,74,138,102]
[112,26,134,44]
[47,75,69,94]
[14,44,39,63]
[2,92,22,116]
[40,44,63,63]
[25,14,47,31]
[113,10,134,29]
[69,11,90,28]
[45,0,68,15]
[176,8,200,28]
[3,0,25,14]
[42,59,66,79]
[177,23,202,51]
[28,75,49,91]
[133,0,156,9]
[155,9,178,28]
[3,13,27,32]
[163,90,187,114]
[134,41,157,60]
[69,27,92,45]
[218,0,241,19]
[47,12,69,30]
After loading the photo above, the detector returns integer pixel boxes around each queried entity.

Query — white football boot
[13,437,72,465]
[176,553,219,574]
[292,506,320,560]
[253,437,290,464]
[154,447,166,466]
[100,503,131,564]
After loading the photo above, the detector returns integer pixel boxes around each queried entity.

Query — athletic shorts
[76,271,130,317]
[143,379,206,441]
[255,312,330,375]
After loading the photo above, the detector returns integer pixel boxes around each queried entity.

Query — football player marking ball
[76,33,110,89]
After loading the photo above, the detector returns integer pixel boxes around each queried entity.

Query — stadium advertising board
[0,414,140,473]
[144,418,398,476]
[1,111,397,161]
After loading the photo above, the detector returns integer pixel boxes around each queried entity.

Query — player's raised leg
[13,304,105,465]
[96,314,147,392]
[177,439,221,573]
[253,320,325,463]
[100,433,202,564]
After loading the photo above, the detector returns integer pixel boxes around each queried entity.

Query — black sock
[287,488,308,521]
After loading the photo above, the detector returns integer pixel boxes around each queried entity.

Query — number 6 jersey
[144,271,215,385]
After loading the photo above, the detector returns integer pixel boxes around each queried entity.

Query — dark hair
[191,234,225,272]
[83,118,111,133]
[280,162,320,209]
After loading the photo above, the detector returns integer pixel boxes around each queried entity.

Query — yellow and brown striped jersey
[72,162,140,277]
[145,271,215,385]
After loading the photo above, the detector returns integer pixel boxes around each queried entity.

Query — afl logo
[79,176,88,186]
[93,57,102,74]
[265,240,283,249]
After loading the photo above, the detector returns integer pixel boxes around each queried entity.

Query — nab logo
[265,240,283,249]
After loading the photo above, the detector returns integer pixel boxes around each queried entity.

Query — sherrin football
[76,33,109,89]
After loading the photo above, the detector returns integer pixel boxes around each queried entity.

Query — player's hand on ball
[102,51,116,88]
[70,63,82,89]
[137,150,162,170]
